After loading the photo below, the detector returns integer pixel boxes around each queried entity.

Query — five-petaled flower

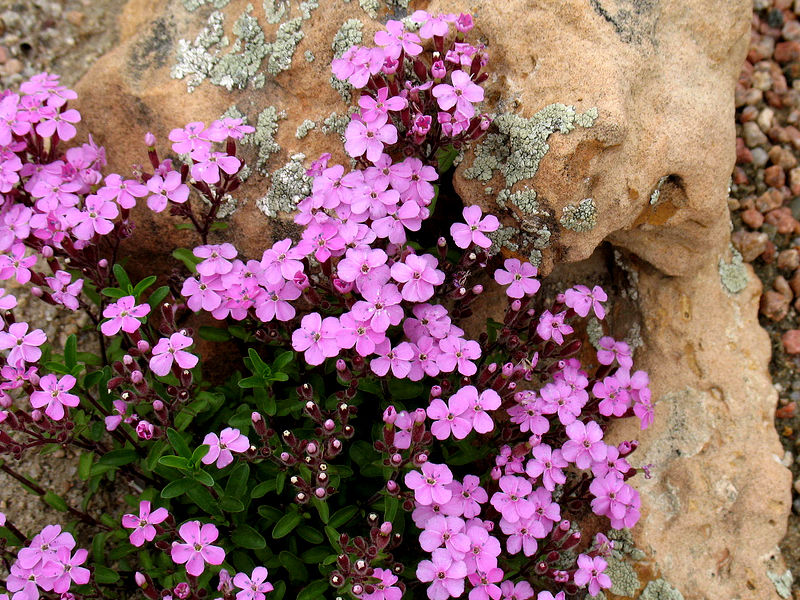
[121,501,169,547]
[171,521,226,576]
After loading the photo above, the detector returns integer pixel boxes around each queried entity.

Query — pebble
[741,105,759,121]
[764,239,778,262]
[752,146,770,168]
[736,138,753,164]
[775,40,800,63]
[787,125,800,150]
[744,121,769,146]
[769,7,786,27]
[765,206,800,233]
[768,124,791,143]
[779,248,800,269]
[742,207,765,228]
[754,70,774,91]
[760,289,791,320]
[794,478,800,494]
[745,87,765,106]
[785,19,800,40]
[765,164,786,187]
[776,274,795,298]
[2,58,21,75]
[778,401,798,418]
[793,497,800,515]
[732,230,770,261]
[756,187,784,211]
[759,106,776,131]
[790,195,800,219]
[733,166,750,185]
[789,269,800,296]
[784,330,800,354]
[750,37,776,62]
[770,144,799,168]
[65,11,84,26]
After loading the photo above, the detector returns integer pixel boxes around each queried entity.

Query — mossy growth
[256,154,313,217]
[639,579,684,600]
[718,246,748,294]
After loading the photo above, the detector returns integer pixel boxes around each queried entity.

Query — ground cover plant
[0,10,654,600]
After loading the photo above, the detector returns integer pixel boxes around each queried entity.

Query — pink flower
[525,444,568,491]
[67,194,118,240]
[146,171,190,213]
[233,566,273,600]
[351,282,403,333]
[499,580,534,600]
[190,149,241,185]
[561,420,607,469]
[450,205,499,249]
[490,476,533,523]
[101,296,151,336]
[436,336,481,376]
[291,312,341,366]
[456,385,500,434]
[41,546,90,593]
[36,106,81,140]
[97,173,148,209]
[30,374,80,421]
[493,259,540,298]
[416,548,467,600]
[536,311,573,345]
[359,86,408,123]
[195,243,238,277]
[374,20,422,58]
[122,501,169,547]
[432,70,484,119]
[202,427,250,468]
[169,122,210,154]
[596,336,633,369]
[405,462,453,506]
[563,284,607,319]
[171,521,226,576]
[344,117,398,163]
[427,393,472,440]
[364,567,402,600]
[0,322,46,365]
[419,515,470,557]
[391,253,444,302]
[150,332,199,376]
[573,554,612,597]
[466,567,503,600]
[17,524,75,570]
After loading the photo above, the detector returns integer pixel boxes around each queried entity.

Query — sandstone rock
[71,0,790,597]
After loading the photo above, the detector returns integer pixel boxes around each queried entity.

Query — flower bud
[145,132,156,147]
[31,409,43,421]
[315,487,326,498]
[412,452,428,466]
[430,385,442,398]
[431,60,446,79]
[174,583,190,599]
[31,287,43,298]
[41,245,54,258]
[136,421,154,440]
[386,480,399,494]
[137,340,150,353]
[323,419,335,431]
[382,405,397,425]
[351,584,364,596]
[413,408,427,423]
[131,370,143,383]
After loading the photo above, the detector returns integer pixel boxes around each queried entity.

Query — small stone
[793,478,800,495]
[740,105,759,121]
[778,248,800,270]
[736,138,753,164]
[750,36,776,62]
[787,125,800,151]
[763,239,778,263]
[761,289,791,320]
[2,58,22,75]
[743,121,769,146]
[765,164,786,187]
[788,269,800,296]
[765,207,800,234]
[768,124,791,143]
[745,87,765,105]
[771,145,799,169]
[776,274,794,298]
[790,195,800,219]
[733,166,750,185]
[729,197,742,211]
[756,188,785,211]
[767,90,785,109]
[769,7,786,27]
[759,107,776,131]
[776,0,792,8]
[742,207,765,229]
[784,330,800,354]
[753,70,774,91]
[773,72,789,94]
[732,230,770,261]
[792,497,800,515]
[66,10,84,26]
[775,40,800,63]
[752,146,770,167]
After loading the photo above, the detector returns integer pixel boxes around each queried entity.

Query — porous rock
[71,0,791,598]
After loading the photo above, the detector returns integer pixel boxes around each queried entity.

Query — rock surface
[70,0,791,598]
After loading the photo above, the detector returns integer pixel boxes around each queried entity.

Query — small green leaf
[257,505,283,522]
[250,480,275,499]
[238,375,266,389]
[348,441,378,468]
[329,505,359,529]
[272,350,294,371]
[297,579,329,600]
[232,524,267,549]
[93,565,120,584]
[112,263,131,290]
[43,491,69,512]
[101,287,129,299]
[296,525,325,544]
[78,451,94,480]
[270,580,286,600]
[192,469,215,487]
[225,463,250,498]
[161,478,200,499]
[279,552,308,584]
[64,334,77,370]
[312,497,329,524]
[98,448,139,467]
[384,495,399,523]
[172,248,202,274]
[173,223,195,231]
[299,547,331,564]
[133,275,158,299]
[148,286,170,309]
[167,428,192,458]
[218,496,245,512]
[199,326,233,342]
[190,445,210,466]
[272,511,302,539]
[158,456,191,471]
[387,378,424,401]
[209,221,229,231]
[324,526,341,552]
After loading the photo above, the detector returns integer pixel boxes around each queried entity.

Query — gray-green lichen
[181,0,230,12]
[171,11,228,92]
[486,225,519,256]
[256,154,312,217]
[204,192,240,218]
[266,17,304,75]
[304,50,315,62]
[359,0,380,18]
[719,246,748,294]
[464,104,598,189]
[321,112,351,137]
[767,569,793,599]
[639,579,684,600]
[241,105,286,174]
[263,0,288,23]
[606,528,647,561]
[330,19,364,103]
[587,316,604,349]
[295,119,316,139]
[604,556,640,597]
[560,197,597,233]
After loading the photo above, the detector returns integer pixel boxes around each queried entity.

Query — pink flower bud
[306,442,318,455]
[31,287,42,298]
[382,406,397,425]
[280,452,291,462]
[413,452,427,466]
[144,132,156,147]
[31,409,43,421]
[323,419,335,431]
[131,370,143,383]
[332,278,354,294]
[379,522,392,535]
[135,572,147,587]
[386,480,398,493]
[490,466,501,480]
[153,400,164,411]
[136,420,154,440]
[174,583,190,599]
[390,453,403,466]
[431,60,446,78]
[123,354,133,365]
[137,340,150,353]
[41,246,53,258]
[98,259,108,268]
[315,487,326,498]
[430,385,442,398]
[414,408,427,423]
[455,13,474,32]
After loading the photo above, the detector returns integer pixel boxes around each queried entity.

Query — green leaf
[225,463,250,498]
[348,440,378,468]
[296,525,325,544]
[199,326,233,342]
[232,524,267,549]
[324,526,341,552]
[148,286,170,309]
[101,287,129,299]
[112,263,131,290]
[217,496,245,512]
[272,511,302,539]
[269,580,287,600]
[250,480,275,499]
[209,222,229,231]
[257,505,283,522]
[173,223,196,231]
[192,469,215,487]
[435,145,459,173]
[311,497,329,524]
[387,378,424,401]
[78,451,94,480]
[161,478,200,499]
[158,456,191,471]
[64,334,77,370]
[329,505,359,529]
[93,565,120,584]
[133,275,158,299]
[384,495,399,523]
[173,248,202,274]
[279,552,308,584]
[167,428,192,458]
[297,579,329,600]
[43,362,72,375]
[186,485,222,517]
[238,375,266,389]
[272,350,294,371]
[43,490,69,512]
[300,547,331,564]
[98,448,139,467]
[190,445,210,466]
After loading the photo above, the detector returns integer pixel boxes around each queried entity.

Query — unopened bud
[383,405,397,425]
[137,340,150,353]
[41,245,53,258]
[323,419,335,431]
[144,132,156,147]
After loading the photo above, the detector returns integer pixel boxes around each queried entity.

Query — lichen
[587,317,604,349]
[295,119,317,139]
[181,0,230,12]
[257,154,313,217]
[767,569,794,599]
[321,112,350,137]
[304,50,315,62]
[265,17,304,75]
[486,225,519,256]
[560,198,597,233]
[639,579,684,600]
[263,0,288,23]
[240,105,285,174]
[330,19,364,103]
[358,0,380,18]
[605,556,640,597]
[464,104,598,189]
[509,187,540,215]
[171,11,227,92]
[719,246,748,294]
